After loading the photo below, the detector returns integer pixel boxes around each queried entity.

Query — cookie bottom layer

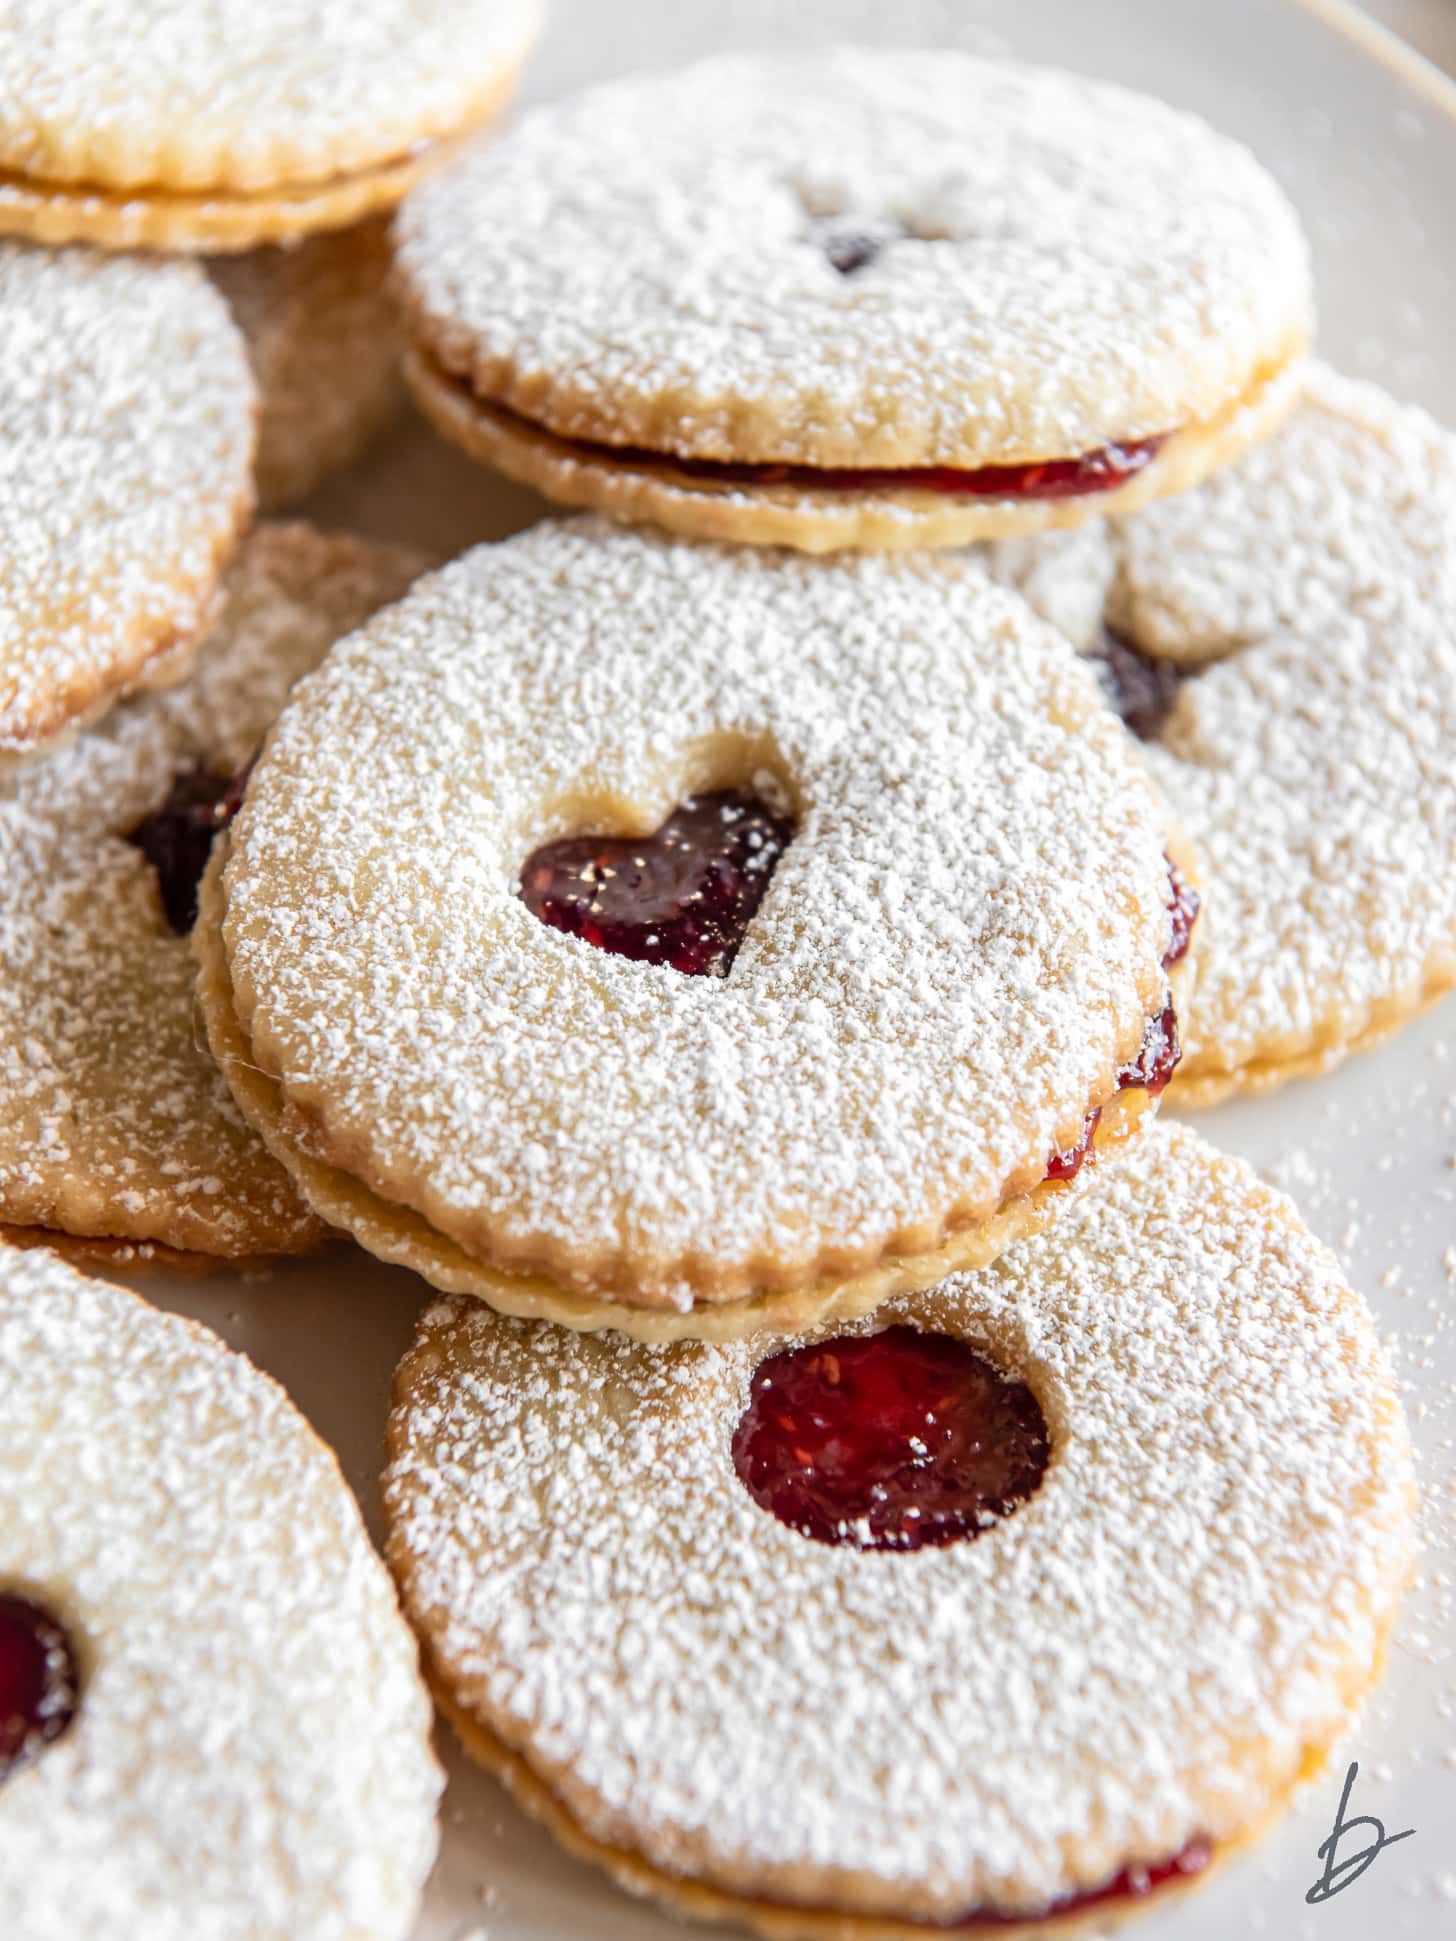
[0,1225,256,1275]
[0,66,520,253]
[431,1680,1336,1941]
[403,343,1307,552]
[1171,980,1453,1107]
[196,860,1157,1342]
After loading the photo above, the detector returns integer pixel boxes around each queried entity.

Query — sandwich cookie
[0,522,425,1259]
[197,518,1196,1340]
[988,363,1456,1102]
[0,1242,441,1941]
[383,1122,1415,1938]
[0,241,253,766]
[0,0,543,253]
[211,220,402,510]
[396,49,1311,553]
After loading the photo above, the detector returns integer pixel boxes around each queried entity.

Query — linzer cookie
[395,49,1311,553]
[0,1243,442,1940]
[0,0,543,253]
[0,522,425,1259]
[196,518,1196,1340]
[0,241,253,766]
[211,221,402,509]
[989,363,1456,1103]
[383,1122,1414,1938]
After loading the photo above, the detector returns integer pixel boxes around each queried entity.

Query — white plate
[121,3,1456,1937]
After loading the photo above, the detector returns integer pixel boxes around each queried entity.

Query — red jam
[126,762,253,934]
[930,1835,1215,1929]
[731,1325,1049,1552]
[483,387,1170,502]
[1045,1110,1101,1183]
[1043,854,1197,1180]
[520,790,793,977]
[1165,858,1199,969]
[1095,628,1186,740]
[0,1594,80,1782]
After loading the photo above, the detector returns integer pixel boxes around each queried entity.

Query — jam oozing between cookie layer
[732,1326,1049,1551]
[0,1593,80,1783]
[899,1834,1215,1929]
[1165,858,1199,970]
[520,791,793,976]
[1044,858,1197,1181]
[472,384,1171,502]
[126,762,254,934]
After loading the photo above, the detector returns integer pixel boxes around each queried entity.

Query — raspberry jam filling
[1044,858,1197,1181]
[475,382,1171,502]
[1094,628,1186,741]
[126,762,253,934]
[731,1325,1049,1552]
[0,1593,80,1783]
[1165,857,1199,969]
[520,790,793,977]
[914,1835,1215,1929]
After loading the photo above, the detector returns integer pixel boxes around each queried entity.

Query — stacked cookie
[0,25,1443,1941]
[0,0,543,508]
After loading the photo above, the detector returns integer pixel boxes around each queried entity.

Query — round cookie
[383,1121,1415,1938]
[395,49,1312,554]
[197,517,1196,1339]
[987,363,1456,1103]
[0,0,543,253]
[0,521,425,1258]
[0,241,254,765]
[211,221,402,510]
[0,1242,442,1940]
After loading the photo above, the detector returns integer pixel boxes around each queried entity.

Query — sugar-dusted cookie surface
[211,220,401,510]
[0,241,253,763]
[989,364,1456,1102]
[384,1121,1414,1938]
[199,517,1192,1336]
[0,522,426,1256]
[0,0,543,251]
[397,49,1311,550]
[0,1242,442,1940]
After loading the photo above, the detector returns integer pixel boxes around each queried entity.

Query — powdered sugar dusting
[0,522,426,1254]
[396,48,1312,468]
[987,364,1456,1087]
[0,1242,441,1938]
[0,241,254,757]
[0,0,542,192]
[383,1121,1413,1919]
[220,517,1176,1307]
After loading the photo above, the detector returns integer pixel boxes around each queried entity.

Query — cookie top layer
[0,0,543,194]
[0,242,253,761]
[0,1243,442,1938]
[216,518,1177,1312]
[384,1122,1412,1921]
[396,49,1312,470]
[0,522,424,1255]
[988,364,1456,1092]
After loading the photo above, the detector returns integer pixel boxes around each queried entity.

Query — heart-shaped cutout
[519,790,793,977]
